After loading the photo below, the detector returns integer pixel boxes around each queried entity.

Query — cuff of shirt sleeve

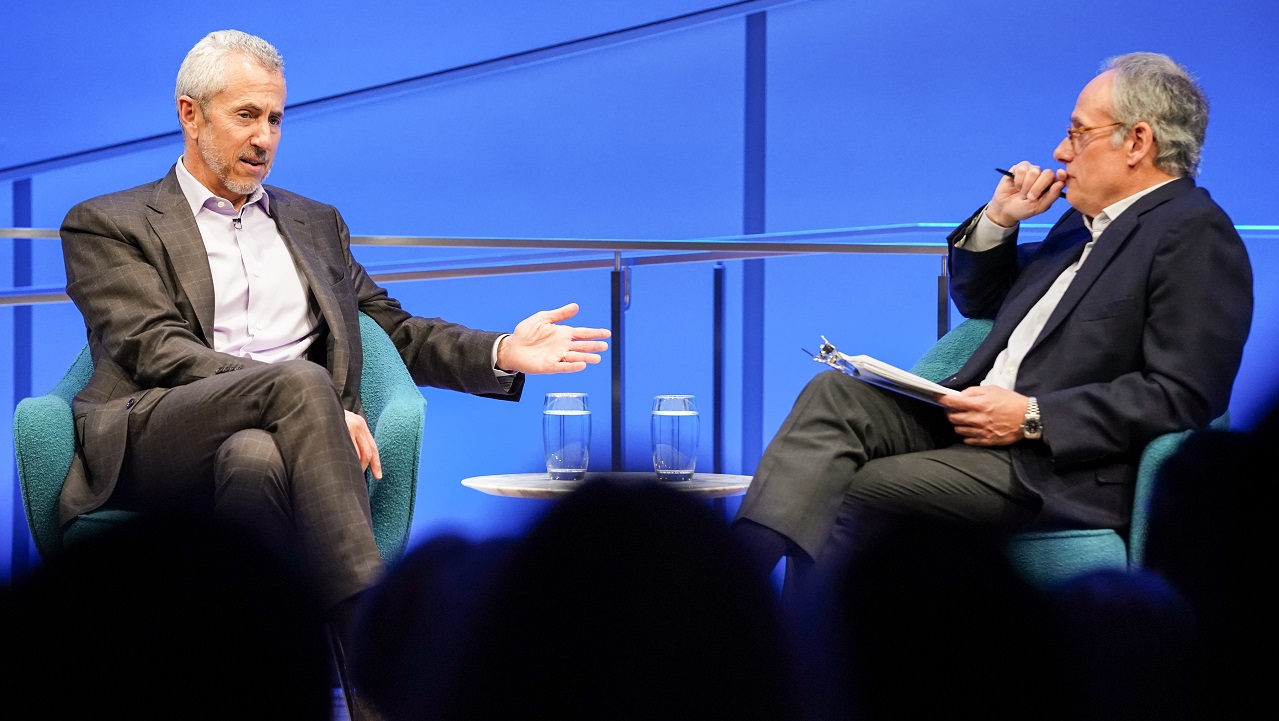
[492,334,517,377]
[956,205,1018,252]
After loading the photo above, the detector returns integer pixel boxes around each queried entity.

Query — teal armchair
[909,318,1227,586]
[13,312,425,565]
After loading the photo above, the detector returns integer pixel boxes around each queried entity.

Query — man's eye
[269,117,282,126]
[238,112,251,119]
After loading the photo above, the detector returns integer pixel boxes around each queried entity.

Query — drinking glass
[651,394,699,482]
[543,392,590,481]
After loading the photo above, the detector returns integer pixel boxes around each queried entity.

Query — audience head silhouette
[1141,393,1278,719]
[1044,567,1198,721]
[348,532,516,720]
[0,513,331,720]
[436,478,799,720]
[829,509,1074,721]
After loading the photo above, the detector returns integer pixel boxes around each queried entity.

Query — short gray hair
[175,30,284,110]
[1103,52,1208,177]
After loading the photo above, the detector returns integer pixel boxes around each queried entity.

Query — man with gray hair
[732,52,1253,589]
[57,28,610,706]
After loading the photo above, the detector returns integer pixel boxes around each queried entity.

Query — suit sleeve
[946,206,1023,319]
[330,208,522,399]
[61,198,267,388]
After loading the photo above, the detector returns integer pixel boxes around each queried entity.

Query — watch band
[1022,396,1043,439]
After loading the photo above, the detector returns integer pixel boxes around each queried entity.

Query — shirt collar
[174,156,271,218]
[1084,178,1176,237]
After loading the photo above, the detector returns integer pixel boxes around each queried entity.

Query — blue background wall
[3,0,1277,580]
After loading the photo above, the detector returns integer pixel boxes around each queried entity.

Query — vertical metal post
[11,178,34,578]
[740,11,767,475]
[712,262,725,475]
[610,252,628,472]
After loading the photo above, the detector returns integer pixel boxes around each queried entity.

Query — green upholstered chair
[909,317,1228,586]
[12,311,425,565]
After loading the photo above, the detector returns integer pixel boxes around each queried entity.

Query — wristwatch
[1021,396,1043,440]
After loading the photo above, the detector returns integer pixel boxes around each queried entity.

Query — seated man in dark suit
[57,29,610,656]
[731,52,1253,587]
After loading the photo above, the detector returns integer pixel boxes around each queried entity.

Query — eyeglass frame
[1064,121,1130,153]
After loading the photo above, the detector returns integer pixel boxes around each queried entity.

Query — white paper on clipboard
[811,337,959,406]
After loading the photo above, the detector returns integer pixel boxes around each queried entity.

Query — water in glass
[543,393,590,481]
[651,394,698,482]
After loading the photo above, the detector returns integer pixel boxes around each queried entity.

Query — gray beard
[200,134,268,196]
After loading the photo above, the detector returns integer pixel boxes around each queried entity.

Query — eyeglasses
[1065,122,1128,152]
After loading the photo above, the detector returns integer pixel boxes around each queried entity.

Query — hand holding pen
[985,162,1067,227]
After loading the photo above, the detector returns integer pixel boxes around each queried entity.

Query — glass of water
[543,392,590,481]
[651,394,699,482]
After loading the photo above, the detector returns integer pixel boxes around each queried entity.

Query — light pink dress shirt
[175,158,319,362]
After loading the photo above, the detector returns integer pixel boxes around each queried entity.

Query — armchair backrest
[909,318,993,382]
[13,346,94,559]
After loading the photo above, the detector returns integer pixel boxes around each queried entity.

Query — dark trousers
[735,370,1041,576]
[108,360,383,609]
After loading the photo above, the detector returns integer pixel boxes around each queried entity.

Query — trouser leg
[112,360,383,608]
[213,428,298,566]
[787,443,1042,592]
[734,370,955,559]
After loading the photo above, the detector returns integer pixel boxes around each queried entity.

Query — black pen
[997,166,1066,196]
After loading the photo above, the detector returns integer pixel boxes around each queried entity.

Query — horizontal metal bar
[0,222,967,248]
[0,246,926,306]
[0,228,59,238]
[9,222,1275,245]
[4,221,1276,306]
[0,286,69,305]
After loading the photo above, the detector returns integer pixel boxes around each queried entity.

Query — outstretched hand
[496,302,611,375]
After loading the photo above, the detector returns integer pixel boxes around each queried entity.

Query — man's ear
[177,95,202,139]
[1126,121,1158,169]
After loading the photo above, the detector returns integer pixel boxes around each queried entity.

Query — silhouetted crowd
[3,395,1273,720]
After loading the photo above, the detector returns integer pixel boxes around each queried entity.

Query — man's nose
[1052,137,1072,163]
[249,118,276,145]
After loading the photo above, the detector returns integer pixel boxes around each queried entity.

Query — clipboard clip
[811,335,856,375]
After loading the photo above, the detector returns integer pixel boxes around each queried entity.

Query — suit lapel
[269,192,352,399]
[975,215,1091,361]
[1030,178,1193,352]
[147,169,217,345]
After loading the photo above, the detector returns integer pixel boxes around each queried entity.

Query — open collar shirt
[175,158,319,363]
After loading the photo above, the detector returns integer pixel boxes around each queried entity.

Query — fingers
[344,410,382,479]
[570,327,612,341]
[568,339,610,352]
[539,302,580,324]
[1008,162,1062,201]
[560,350,603,365]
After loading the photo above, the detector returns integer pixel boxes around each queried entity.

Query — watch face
[1022,418,1043,438]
